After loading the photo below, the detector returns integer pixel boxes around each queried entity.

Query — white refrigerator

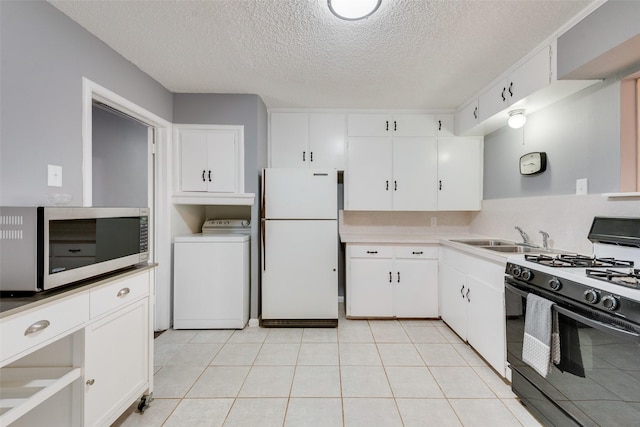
[261,168,338,327]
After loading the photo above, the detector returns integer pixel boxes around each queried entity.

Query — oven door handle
[505,282,640,342]
[553,305,640,342]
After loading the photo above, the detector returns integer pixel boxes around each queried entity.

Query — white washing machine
[173,219,251,329]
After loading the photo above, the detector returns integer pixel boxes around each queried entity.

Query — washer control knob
[548,278,562,291]
[512,266,522,277]
[584,289,599,304]
[520,269,533,281]
[602,295,619,311]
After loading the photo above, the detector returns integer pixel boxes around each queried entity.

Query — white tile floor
[114,307,542,427]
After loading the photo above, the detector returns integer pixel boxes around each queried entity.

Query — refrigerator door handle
[261,220,266,270]
[261,170,266,219]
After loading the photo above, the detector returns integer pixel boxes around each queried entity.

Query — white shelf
[172,192,255,206]
[0,367,81,425]
[602,192,640,199]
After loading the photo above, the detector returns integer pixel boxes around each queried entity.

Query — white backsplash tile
[340,210,472,235]
[470,194,640,254]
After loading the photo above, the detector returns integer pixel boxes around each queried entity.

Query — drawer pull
[117,287,131,297]
[412,251,424,255]
[366,251,378,254]
[24,320,50,336]
[86,379,95,386]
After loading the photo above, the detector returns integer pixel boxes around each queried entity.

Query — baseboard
[248,318,260,327]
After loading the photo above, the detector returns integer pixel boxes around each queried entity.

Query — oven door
[506,280,640,427]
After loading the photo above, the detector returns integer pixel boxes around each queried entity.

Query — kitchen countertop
[340,231,516,263]
[0,263,157,318]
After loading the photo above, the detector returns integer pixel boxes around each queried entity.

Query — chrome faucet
[539,230,550,250]
[515,226,530,245]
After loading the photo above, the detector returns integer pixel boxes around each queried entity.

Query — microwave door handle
[553,305,640,342]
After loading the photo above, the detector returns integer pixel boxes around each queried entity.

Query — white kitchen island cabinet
[176,125,244,193]
[439,247,506,377]
[269,112,346,169]
[346,244,438,318]
[346,137,438,211]
[0,267,154,427]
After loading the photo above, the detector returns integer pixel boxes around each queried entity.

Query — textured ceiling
[49,0,593,109]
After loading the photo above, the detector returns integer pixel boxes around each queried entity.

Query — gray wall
[92,107,149,207]
[483,79,621,199]
[0,1,172,206]
[173,93,268,320]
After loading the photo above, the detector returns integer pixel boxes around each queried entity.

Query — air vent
[0,215,25,240]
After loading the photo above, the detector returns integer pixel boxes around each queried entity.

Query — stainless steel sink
[451,239,514,246]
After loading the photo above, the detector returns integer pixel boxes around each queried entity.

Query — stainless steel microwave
[0,207,149,292]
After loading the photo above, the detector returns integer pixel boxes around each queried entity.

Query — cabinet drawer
[90,272,149,319]
[0,293,89,364]
[349,245,393,258]
[395,246,438,259]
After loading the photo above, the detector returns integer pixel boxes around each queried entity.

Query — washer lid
[175,233,250,243]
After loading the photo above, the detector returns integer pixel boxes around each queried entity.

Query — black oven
[505,277,640,427]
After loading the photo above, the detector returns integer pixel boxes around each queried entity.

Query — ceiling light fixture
[328,0,382,21]
[508,110,527,129]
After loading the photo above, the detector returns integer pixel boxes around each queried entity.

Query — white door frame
[82,77,173,330]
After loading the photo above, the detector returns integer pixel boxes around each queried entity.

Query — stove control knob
[583,289,600,304]
[602,295,619,311]
[548,277,562,291]
[512,266,522,277]
[521,269,533,281]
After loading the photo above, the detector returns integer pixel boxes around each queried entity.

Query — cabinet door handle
[117,287,131,298]
[439,180,442,191]
[86,379,95,386]
[303,151,306,162]
[508,81,513,97]
[438,120,442,131]
[460,285,465,298]
[473,107,478,119]
[389,272,392,283]
[24,320,50,336]
[202,170,206,182]
[386,121,389,131]
[501,87,506,102]
[310,152,313,162]
[466,288,471,302]
[397,272,400,283]
[386,180,389,191]
[366,250,378,254]
[394,120,397,131]
[208,170,212,182]
[412,251,423,255]
[394,180,397,191]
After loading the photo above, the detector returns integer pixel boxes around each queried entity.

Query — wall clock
[519,152,547,175]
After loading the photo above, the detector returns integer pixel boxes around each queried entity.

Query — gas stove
[506,216,640,322]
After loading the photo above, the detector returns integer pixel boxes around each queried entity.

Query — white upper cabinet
[456,40,599,136]
[437,137,483,211]
[176,125,244,194]
[435,114,455,137]
[269,112,345,169]
[346,137,437,211]
[348,113,435,137]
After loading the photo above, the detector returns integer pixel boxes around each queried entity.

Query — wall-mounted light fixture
[328,0,382,21]
[508,110,526,129]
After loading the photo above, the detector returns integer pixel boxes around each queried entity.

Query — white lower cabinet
[84,299,148,426]
[439,248,506,377]
[346,244,438,318]
[0,268,153,426]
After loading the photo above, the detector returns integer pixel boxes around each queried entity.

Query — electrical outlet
[576,178,588,195]
[48,165,62,187]
[431,217,437,227]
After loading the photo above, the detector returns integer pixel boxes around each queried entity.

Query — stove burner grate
[524,254,634,268]
[585,269,640,289]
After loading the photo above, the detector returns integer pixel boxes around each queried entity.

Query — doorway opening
[82,77,172,330]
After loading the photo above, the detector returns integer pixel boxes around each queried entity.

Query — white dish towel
[522,293,557,377]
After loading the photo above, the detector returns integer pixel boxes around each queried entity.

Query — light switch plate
[48,164,62,187]
[576,178,588,195]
